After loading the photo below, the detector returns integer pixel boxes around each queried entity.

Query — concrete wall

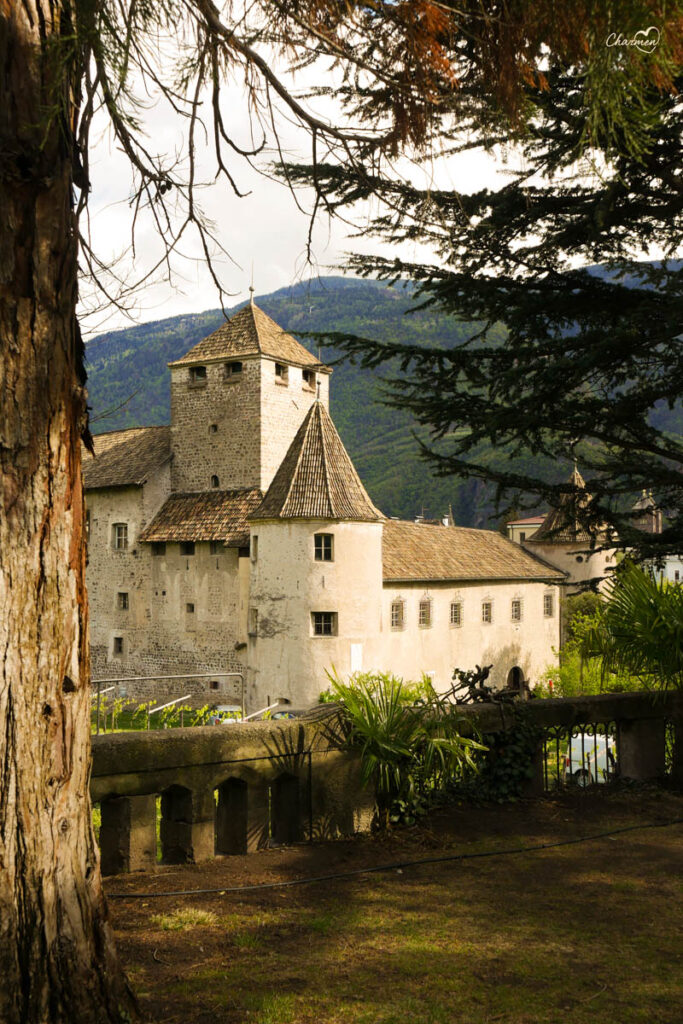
[380,579,560,691]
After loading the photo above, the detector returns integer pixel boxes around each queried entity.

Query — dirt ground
[106,787,683,1024]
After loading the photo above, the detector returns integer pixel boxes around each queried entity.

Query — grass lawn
[106,788,683,1024]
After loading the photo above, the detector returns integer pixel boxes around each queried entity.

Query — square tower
[168,301,330,493]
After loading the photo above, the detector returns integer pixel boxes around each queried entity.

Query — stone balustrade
[91,691,682,875]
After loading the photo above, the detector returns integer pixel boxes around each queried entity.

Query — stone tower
[247,401,384,706]
[167,299,331,493]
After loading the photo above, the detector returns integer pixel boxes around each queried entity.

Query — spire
[251,402,383,522]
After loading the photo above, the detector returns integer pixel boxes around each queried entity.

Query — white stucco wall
[247,519,384,706]
[523,540,615,593]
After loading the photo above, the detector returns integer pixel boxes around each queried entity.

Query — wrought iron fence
[542,721,619,791]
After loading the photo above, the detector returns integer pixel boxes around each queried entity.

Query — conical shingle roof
[251,402,383,521]
[529,467,595,543]
[168,302,326,369]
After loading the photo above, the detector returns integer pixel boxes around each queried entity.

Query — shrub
[328,671,484,827]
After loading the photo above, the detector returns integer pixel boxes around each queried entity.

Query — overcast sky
[79,54,514,338]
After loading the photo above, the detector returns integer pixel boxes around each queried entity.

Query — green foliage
[452,705,543,804]
[581,561,683,690]
[328,671,484,827]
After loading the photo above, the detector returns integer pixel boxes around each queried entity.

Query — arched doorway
[506,666,528,698]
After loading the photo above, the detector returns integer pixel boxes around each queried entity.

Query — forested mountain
[84,274,664,527]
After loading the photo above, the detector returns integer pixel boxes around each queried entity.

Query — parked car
[563,732,617,786]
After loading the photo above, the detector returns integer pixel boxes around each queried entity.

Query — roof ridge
[281,407,313,515]
[317,404,334,516]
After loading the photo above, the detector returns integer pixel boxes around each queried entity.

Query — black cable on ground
[106,817,683,900]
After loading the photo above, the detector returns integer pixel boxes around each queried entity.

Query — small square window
[225,360,242,378]
[112,523,128,550]
[391,600,404,630]
[117,592,129,611]
[151,541,166,556]
[210,541,221,555]
[511,599,522,622]
[482,601,492,624]
[418,599,432,628]
[209,680,220,691]
[186,602,195,614]
[544,593,554,618]
[312,611,337,636]
[180,541,195,556]
[274,362,288,383]
[450,602,462,627]
[189,365,207,385]
[314,533,333,561]
[113,636,123,655]
[209,423,218,434]
[303,369,315,389]
[520,532,526,541]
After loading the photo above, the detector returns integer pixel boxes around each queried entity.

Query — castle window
[210,541,221,555]
[113,636,123,656]
[520,532,526,541]
[248,608,259,636]
[482,601,492,624]
[390,600,404,630]
[209,423,218,434]
[225,361,242,378]
[274,362,288,384]
[314,533,333,561]
[238,546,249,558]
[209,680,220,691]
[180,541,195,556]
[544,593,555,618]
[112,523,128,551]
[511,599,522,622]
[312,611,337,636]
[210,474,220,488]
[450,601,462,627]
[303,369,315,389]
[186,602,195,614]
[576,555,584,563]
[117,592,129,611]
[251,535,258,562]
[151,541,166,556]
[189,365,207,386]
[418,599,432,628]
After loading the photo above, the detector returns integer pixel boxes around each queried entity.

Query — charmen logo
[606,26,661,52]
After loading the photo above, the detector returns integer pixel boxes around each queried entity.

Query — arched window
[210,474,219,488]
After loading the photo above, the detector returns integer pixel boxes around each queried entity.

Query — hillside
[84,277,550,526]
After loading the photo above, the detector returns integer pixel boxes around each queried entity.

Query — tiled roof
[507,515,546,526]
[83,426,171,490]
[168,302,328,370]
[139,489,263,545]
[251,402,383,522]
[382,520,565,583]
[529,468,596,543]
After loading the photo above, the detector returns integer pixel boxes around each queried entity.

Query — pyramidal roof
[251,402,383,522]
[168,301,327,369]
[529,467,596,543]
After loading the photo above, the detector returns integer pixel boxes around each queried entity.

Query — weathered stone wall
[170,357,262,493]
[90,692,682,874]
[259,361,330,490]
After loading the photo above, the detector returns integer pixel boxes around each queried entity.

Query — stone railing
[91,691,682,875]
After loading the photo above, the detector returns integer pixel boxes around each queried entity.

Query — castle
[83,299,566,710]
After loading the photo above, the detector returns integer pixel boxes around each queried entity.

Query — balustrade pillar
[99,794,157,875]
[619,717,666,780]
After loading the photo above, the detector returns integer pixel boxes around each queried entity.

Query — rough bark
[0,2,136,1020]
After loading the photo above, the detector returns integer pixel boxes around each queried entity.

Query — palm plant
[328,672,484,826]
[581,562,683,691]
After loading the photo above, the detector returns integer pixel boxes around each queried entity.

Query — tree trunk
[0,3,136,1020]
